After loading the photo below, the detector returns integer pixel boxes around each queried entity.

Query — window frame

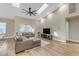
[18,24,33,33]
[0,23,6,35]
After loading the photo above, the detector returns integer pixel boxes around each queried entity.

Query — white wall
[1,3,79,42]
[39,4,69,42]
[68,17,79,42]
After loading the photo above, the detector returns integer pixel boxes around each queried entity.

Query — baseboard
[53,36,66,42]
[66,40,79,44]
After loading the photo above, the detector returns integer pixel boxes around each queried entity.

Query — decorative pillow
[16,36,23,41]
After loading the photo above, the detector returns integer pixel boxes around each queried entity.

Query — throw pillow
[16,36,23,41]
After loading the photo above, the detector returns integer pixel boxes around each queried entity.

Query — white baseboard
[53,36,66,42]
[68,39,79,43]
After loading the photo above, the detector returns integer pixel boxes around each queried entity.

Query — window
[19,24,33,32]
[0,23,6,34]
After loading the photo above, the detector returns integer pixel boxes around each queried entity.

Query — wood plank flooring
[0,38,15,56]
[16,39,79,56]
[1,38,79,56]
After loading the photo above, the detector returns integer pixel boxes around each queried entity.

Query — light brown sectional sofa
[15,38,41,53]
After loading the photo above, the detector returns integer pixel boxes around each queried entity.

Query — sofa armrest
[33,40,41,47]
[15,40,33,53]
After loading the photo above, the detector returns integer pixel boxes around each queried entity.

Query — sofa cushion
[22,32,35,38]
[22,36,30,41]
[33,40,41,44]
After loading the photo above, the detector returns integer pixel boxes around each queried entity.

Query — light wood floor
[0,38,15,56]
[1,38,79,56]
[16,39,79,56]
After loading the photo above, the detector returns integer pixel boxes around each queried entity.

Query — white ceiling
[0,3,61,20]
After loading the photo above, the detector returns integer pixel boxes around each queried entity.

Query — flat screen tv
[43,28,50,34]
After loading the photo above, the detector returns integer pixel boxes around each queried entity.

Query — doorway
[66,16,79,43]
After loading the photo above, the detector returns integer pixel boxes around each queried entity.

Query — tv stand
[41,33,52,40]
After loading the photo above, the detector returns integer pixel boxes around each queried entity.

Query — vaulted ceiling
[0,3,62,20]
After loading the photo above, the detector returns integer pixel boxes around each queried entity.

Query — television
[43,28,50,34]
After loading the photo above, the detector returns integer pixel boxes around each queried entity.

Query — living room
[1,2,79,56]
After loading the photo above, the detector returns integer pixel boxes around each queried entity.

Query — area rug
[30,37,50,47]
[41,40,50,47]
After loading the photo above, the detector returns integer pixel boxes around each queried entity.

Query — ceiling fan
[22,7,37,16]
[22,4,48,16]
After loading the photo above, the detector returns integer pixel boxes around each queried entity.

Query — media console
[41,34,52,40]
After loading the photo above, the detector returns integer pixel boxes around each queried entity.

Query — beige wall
[0,18,14,38]
[14,16,40,35]
[0,16,40,38]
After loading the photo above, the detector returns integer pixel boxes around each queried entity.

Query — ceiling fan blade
[32,13,36,16]
[25,12,29,15]
[22,9,28,12]
[32,10,37,12]
[32,12,37,15]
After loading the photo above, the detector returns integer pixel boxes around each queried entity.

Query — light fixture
[36,3,48,14]
[12,3,20,8]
